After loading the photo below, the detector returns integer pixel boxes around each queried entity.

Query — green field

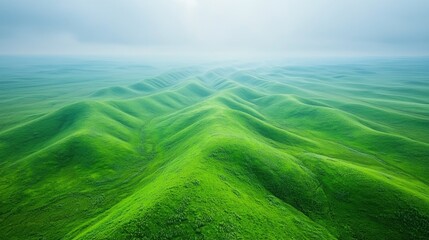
[0,57,428,239]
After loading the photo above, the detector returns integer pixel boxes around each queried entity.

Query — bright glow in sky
[0,0,428,57]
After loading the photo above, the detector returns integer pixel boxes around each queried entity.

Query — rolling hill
[0,58,428,239]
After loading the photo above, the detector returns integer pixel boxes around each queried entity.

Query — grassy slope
[0,59,429,239]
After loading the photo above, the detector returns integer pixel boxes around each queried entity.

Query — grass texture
[0,57,428,239]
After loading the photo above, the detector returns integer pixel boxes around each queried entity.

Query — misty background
[0,0,428,58]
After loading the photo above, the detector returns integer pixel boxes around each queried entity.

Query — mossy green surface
[0,57,429,239]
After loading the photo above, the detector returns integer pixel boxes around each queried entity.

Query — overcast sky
[0,0,428,57]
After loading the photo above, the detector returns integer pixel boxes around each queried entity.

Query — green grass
[0,57,429,239]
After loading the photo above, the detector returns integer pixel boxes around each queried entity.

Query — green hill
[0,59,429,239]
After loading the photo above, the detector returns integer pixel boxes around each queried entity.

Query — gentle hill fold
[1,61,429,239]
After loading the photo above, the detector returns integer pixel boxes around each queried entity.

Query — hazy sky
[1,0,428,57]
